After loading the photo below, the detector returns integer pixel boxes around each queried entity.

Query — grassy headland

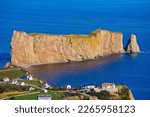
[0,64,134,100]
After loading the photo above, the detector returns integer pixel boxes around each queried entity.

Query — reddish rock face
[11,29,125,68]
[127,34,140,53]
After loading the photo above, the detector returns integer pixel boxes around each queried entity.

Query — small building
[29,87,36,91]
[41,82,51,89]
[84,85,95,89]
[28,75,33,80]
[20,82,25,86]
[17,82,25,86]
[3,77,10,82]
[101,83,117,92]
[63,85,72,90]
[10,80,18,84]
[67,85,71,90]
[22,75,28,80]
[44,82,50,89]
[44,89,48,93]
[82,85,96,92]
[93,88,101,93]
[37,94,51,100]
[22,74,33,80]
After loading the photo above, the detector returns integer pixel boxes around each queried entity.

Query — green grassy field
[15,91,62,100]
[0,69,25,80]
[0,83,29,93]
[23,80,41,87]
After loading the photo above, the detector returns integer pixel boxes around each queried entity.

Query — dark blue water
[0,0,150,99]
[27,53,150,100]
[0,53,10,68]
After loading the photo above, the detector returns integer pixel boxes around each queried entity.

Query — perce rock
[11,29,127,67]
[127,34,140,53]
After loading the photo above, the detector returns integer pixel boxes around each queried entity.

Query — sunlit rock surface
[11,29,125,67]
[127,34,140,53]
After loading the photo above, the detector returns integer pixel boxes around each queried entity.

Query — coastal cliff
[11,29,125,67]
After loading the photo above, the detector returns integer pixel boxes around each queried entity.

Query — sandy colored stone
[11,29,125,67]
[127,34,140,53]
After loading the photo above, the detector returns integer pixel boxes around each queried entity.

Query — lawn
[0,69,25,80]
[23,80,41,87]
[0,83,29,99]
[0,83,29,93]
[15,91,62,100]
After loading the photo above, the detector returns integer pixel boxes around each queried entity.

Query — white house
[84,85,95,89]
[43,89,48,93]
[29,87,36,91]
[101,83,118,92]
[41,82,51,89]
[93,88,101,93]
[22,74,33,81]
[17,82,25,86]
[11,80,18,84]
[28,75,33,80]
[67,85,71,90]
[3,77,10,82]
[82,85,96,92]
[21,82,25,86]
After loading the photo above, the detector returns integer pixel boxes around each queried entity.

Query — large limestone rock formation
[11,29,125,67]
[127,34,140,53]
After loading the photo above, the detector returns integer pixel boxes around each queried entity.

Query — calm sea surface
[0,0,150,99]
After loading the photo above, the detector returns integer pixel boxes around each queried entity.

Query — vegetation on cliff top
[87,85,134,100]
[0,65,134,100]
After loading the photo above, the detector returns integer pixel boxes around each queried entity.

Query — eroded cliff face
[127,34,140,53]
[11,29,125,67]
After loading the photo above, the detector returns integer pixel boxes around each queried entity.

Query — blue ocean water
[0,53,10,68]
[27,53,150,100]
[0,0,150,99]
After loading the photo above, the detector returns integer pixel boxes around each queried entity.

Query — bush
[9,97,16,100]
[0,87,5,93]
[117,87,130,100]
[87,90,111,100]
[97,91,111,100]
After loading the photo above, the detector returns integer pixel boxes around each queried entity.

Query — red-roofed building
[102,83,117,92]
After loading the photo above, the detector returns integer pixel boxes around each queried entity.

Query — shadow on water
[130,53,139,58]
[26,53,150,100]
[27,54,123,83]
